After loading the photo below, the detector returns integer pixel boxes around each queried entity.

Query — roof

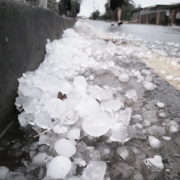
[131,8,143,13]
[144,5,169,10]
[169,3,180,9]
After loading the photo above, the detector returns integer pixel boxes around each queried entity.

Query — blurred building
[131,3,180,26]
[169,3,180,25]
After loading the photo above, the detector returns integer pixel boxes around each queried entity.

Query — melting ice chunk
[61,110,79,125]
[67,127,80,139]
[88,85,102,101]
[101,99,123,112]
[60,82,72,94]
[40,91,54,104]
[43,98,65,118]
[47,156,71,179]
[116,146,129,160]
[82,161,106,180]
[110,122,130,143]
[162,136,171,141]
[53,125,68,134]
[118,107,132,125]
[32,152,49,166]
[18,112,29,127]
[166,120,179,133]
[0,166,9,179]
[119,73,130,82]
[148,136,161,149]
[133,173,144,180]
[34,111,52,129]
[156,101,165,108]
[89,75,95,80]
[76,97,100,117]
[144,155,164,171]
[23,98,38,114]
[148,126,166,136]
[143,81,155,90]
[54,138,76,157]
[74,76,87,87]
[166,75,173,80]
[82,110,111,137]
[125,90,138,102]
[65,176,83,180]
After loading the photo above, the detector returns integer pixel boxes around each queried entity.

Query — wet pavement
[81,19,180,43]
[80,20,180,180]
[1,20,180,180]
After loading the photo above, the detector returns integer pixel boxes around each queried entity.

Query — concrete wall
[0,0,76,132]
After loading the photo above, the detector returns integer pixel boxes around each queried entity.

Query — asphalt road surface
[81,19,180,43]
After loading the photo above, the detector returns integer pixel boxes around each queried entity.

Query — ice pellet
[47,156,71,179]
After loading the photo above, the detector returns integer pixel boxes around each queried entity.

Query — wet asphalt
[81,19,180,44]
[0,19,180,180]
[88,20,180,180]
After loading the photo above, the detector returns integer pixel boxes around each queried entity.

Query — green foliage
[90,10,100,20]
[122,4,135,21]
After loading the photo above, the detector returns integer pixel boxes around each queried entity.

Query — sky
[77,0,180,17]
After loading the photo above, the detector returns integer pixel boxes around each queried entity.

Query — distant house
[169,3,180,25]
[131,3,180,26]
[131,8,143,23]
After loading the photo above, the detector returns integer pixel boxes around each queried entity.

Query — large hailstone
[82,110,111,137]
[67,127,80,139]
[43,98,65,118]
[144,155,164,171]
[125,90,138,102]
[0,166,9,179]
[116,147,129,160]
[101,99,123,112]
[53,125,68,134]
[60,82,72,94]
[47,156,71,179]
[143,81,155,90]
[54,138,76,157]
[110,122,130,143]
[166,120,179,133]
[118,107,132,125]
[76,97,100,117]
[73,76,87,87]
[88,85,102,101]
[156,101,165,108]
[61,110,79,125]
[34,111,52,129]
[148,136,161,149]
[119,73,130,82]
[18,112,29,127]
[32,152,49,166]
[82,161,106,180]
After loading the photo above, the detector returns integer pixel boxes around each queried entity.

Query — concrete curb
[0,0,76,132]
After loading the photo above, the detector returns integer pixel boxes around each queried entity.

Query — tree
[121,2,135,21]
[90,10,100,20]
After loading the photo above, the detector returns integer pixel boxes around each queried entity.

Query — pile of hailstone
[1,21,180,180]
